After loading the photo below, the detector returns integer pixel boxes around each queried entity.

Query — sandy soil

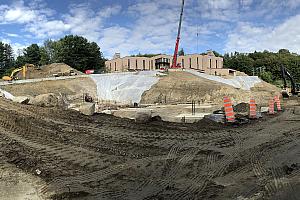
[1,77,97,103]
[0,97,298,199]
[141,72,280,106]
[19,63,83,79]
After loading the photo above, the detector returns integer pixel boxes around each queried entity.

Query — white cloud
[0,37,27,57]
[26,20,71,39]
[1,0,300,58]
[99,5,122,18]
[196,0,240,21]
[225,14,300,53]
[101,0,187,58]
[3,32,20,38]
[0,1,37,23]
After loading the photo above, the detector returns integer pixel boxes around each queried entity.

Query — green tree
[278,49,290,54]
[55,35,105,71]
[224,50,300,83]
[15,56,26,67]
[260,71,273,83]
[0,42,6,75]
[39,47,50,65]
[213,50,222,57]
[0,42,15,76]
[23,44,41,65]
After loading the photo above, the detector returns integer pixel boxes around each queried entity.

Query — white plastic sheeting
[91,71,160,103]
[187,70,261,90]
[0,88,15,100]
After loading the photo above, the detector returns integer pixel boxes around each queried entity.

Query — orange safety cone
[268,98,275,114]
[274,95,282,111]
[249,97,257,119]
[223,96,235,122]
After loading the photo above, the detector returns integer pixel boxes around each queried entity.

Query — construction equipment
[280,65,300,98]
[2,64,35,81]
[170,0,185,70]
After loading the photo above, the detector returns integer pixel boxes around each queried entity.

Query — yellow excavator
[2,64,35,81]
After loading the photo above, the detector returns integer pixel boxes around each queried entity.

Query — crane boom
[171,0,185,69]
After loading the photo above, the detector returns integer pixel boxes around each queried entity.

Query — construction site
[0,0,299,200]
[0,60,299,200]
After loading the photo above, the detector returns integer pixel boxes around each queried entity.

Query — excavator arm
[10,68,24,77]
[2,64,34,81]
[281,65,299,97]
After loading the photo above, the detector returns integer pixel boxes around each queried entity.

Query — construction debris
[12,96,30,104]
[79,102,96,116]
[29,93,63,107]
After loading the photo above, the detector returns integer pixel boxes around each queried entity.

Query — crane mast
[171,0,185,69]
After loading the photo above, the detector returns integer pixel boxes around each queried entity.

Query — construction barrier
[249,97,257,119]
[223,96,235,122]
[274,95,282,111]
[268,98,275,115]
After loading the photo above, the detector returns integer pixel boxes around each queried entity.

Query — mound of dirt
[19,63,83,79]
[2,77,97,103]
[141,71,281,106]
[29,93,66,107]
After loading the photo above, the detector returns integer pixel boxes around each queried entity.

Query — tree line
[223,49,300,83]
[0,42,14,76]
[0,35,106,77]
[1,35,299,84]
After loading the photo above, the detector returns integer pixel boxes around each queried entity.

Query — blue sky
[0,0,300,59]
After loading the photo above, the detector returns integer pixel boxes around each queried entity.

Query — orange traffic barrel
[249,97,257,119]
[268,98,275,114]
[274,95,282,111]
[223,96,235,122]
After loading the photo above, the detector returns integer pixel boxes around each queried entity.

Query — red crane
[170,0,185,69]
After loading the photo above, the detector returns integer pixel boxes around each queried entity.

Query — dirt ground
[18,63,83,79]
[1,77,97,103]
[0,97,299,200]
[141,72,280,106]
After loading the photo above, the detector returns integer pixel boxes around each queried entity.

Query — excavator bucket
[2,76,12,81]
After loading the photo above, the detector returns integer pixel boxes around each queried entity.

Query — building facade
[105,51,235,76]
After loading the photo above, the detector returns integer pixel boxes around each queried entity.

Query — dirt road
[0,98,299,199]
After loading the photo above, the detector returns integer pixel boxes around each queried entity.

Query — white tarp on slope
[187,70,261,90]
[91,71,160,103]
[0,88,15,100]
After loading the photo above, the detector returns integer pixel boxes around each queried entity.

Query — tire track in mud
[0,99,298,199]
[0,128,110,170]
[237,128,300,200]
[125,143,204,200]
[41,155,178,197]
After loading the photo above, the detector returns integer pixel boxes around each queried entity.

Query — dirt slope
[141,71,280,106]
[1,77,97,103]
[0,98,298,199]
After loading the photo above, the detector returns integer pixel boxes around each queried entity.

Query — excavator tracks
[0,99,299,199]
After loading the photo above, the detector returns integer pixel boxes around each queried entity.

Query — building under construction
[105,51,236,76]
